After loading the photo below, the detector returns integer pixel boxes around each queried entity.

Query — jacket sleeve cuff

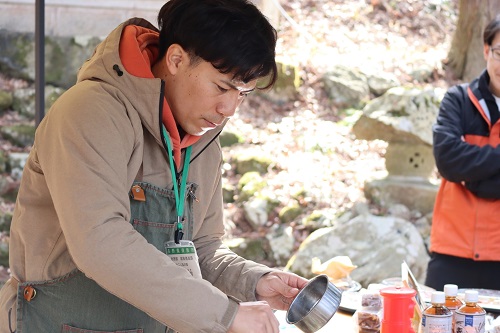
[221,295,241,330]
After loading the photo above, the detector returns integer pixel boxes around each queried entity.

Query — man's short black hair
[484,15,500,46]
[157,0,278,89]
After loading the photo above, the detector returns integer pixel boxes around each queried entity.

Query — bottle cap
[464,290,479,303]
[444,284,458,296]
[431,291,445,304]
[379,286,416,297]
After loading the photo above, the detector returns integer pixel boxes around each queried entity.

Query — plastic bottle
[444,284,464,312]
[454,290,486,333]
[379,286,416,333]
[444,284,464,332]
[421,291,452,333]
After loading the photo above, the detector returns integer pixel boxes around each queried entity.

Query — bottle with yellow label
[454,290,486,333]
[422,291,452,333]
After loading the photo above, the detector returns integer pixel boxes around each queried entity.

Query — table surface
[276,309,356,332]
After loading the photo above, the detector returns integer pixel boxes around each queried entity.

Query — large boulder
[322,65,370,109]
[285,212,429,287]
[353,86,445,146]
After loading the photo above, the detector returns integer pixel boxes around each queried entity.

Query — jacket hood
[77,19,162,140]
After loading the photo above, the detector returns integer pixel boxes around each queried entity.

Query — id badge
[165,240,202,279]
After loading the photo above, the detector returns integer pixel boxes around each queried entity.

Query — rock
[0,210,12,233]
[12,85,65,120]
[285,213,429,286]
[0,150,7,174]
[236,171,267,202]
[7,152,29,180]
[234,153,273,175]
[222,182,236,203]
[45,86,66,112]
[0,30,33,81]
[364,176,438,215]
[352,87,443,213]
[0,124,35,148]
[0,89,13,112]
[220,130,243,148]
[322,65,370,109]
[387,203,411,221]
[0,176,20,203]
[0,265,9,289]
[366,72,400,97]
[225,237,273,265]
[0,30,102,89]
[414,213,432,250]
[385,142,435,178]
[243,198,268,229]
[410,65,435,83]
[0,235,8,267]
[278,203,303,224]
[352,86,445,146]
[302,209,336,230]
[266,225,295,267]
[11,87,35,118]
[261,61,301,105]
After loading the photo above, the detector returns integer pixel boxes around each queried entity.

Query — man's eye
[217,85,229,93]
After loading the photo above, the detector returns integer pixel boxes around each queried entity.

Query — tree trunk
[446,0,500,82]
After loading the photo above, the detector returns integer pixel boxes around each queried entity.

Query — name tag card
[165,240,202,279]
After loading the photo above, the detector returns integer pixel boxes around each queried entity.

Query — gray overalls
[11,180,197,333]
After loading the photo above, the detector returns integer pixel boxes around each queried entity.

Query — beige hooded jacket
[0,18,273,333]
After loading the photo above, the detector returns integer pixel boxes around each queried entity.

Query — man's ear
[165,44,188,75]
[484,43,491,61]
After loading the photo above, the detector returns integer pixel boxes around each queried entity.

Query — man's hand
[228,301,279,333]
[256,271,309,311]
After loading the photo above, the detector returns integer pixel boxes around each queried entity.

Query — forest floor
[221,0,458,245]
[0,0,459,276]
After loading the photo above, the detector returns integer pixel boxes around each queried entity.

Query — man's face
[485,33,500,97]
[165,56,257,136]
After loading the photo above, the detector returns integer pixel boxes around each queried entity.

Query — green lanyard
[162,125,192,243]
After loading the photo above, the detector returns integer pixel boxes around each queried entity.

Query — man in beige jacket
[0,0,307,332]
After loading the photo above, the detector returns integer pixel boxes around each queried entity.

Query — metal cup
[286,274,342,333]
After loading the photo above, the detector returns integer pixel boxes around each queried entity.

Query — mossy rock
[1,187,19,203]
[234,154,272,175]
[0,90,13,112]
[224,237,272,265]
[301,210,335,230]
[259,194,281,213]
[222,183,236,203]
[0,210,12,233]
[220,131,243,147]
[0,151,7,174]
[279,204,303,224]
[291,188,307,201]
[0,124,35,147]
[0,241,8,267]
[237,172,267,202]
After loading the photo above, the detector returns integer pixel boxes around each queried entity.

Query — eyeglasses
[491,47,500,60]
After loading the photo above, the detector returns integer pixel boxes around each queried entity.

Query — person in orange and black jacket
[425,15,500,291]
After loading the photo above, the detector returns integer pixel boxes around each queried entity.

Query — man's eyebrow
[221,79,255,92]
